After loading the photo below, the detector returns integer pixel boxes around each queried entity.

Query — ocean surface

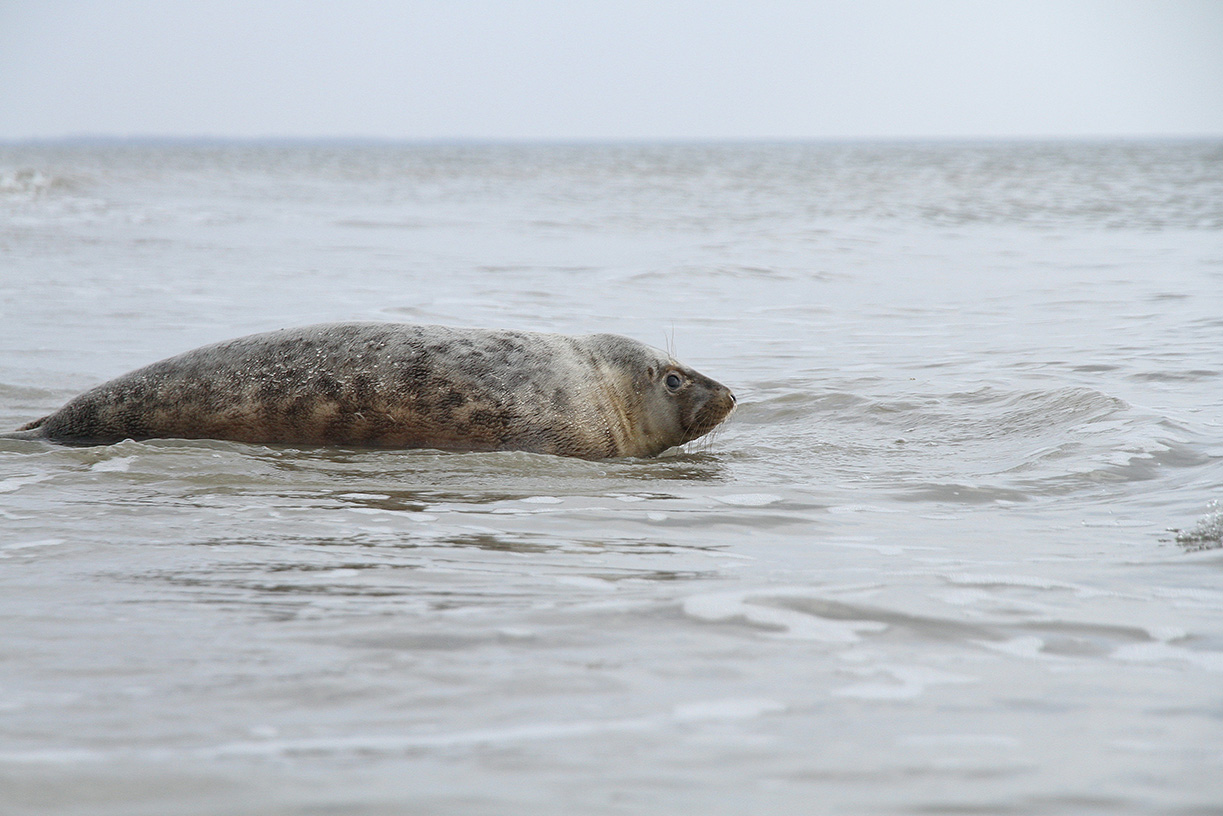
[1,140,1221,815]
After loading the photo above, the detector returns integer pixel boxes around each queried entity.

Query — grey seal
[5,322,735,459]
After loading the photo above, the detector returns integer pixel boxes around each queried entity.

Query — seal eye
[664,372,683,391]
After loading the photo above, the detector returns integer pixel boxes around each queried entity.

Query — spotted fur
[10,323,735,459]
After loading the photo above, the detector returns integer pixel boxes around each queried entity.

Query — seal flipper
[0,415,49,440]
[0,427,48,441]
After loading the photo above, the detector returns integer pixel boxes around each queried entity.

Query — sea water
[1,140,1221,815]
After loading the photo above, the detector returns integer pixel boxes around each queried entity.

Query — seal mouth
[682,387,736,443]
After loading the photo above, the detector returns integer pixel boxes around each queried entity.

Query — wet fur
[11,323,735,460]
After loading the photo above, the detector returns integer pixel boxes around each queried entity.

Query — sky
[1,0,1221,142]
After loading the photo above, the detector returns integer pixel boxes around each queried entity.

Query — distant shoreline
[2,134,1221,149]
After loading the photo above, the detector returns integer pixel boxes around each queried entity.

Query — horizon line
[3,132,1222,148]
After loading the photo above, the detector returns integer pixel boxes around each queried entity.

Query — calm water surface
[1,141,1222,815]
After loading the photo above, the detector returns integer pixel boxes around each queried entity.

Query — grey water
[1,140,1221,815]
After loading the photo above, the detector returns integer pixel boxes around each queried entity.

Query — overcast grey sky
[2,0,1221,141]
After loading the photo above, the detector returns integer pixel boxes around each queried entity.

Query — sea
[1,140,1221,815]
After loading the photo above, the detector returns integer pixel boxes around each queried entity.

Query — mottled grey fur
[7,323,735,459]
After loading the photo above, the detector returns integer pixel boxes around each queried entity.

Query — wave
[0,167,81,200]
[727,383,1215,502]
[4,140,1220,230]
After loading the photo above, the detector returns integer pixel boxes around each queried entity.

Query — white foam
[944,573,1103,596]
[829,504,903,514]
[1,537,65,551]
[714,493,783,507]
[979,636,1046,658]
[0,474,51,493]
[317,569,361,579]
[0,537,66,558]
[90,456,134,472]
[210,717,659,758]
[1146,626,1189,642]
[897,733,1019,748]
[554,576,616,591]
[1111,641,1223,673]
[207,697,788,761]
[672,698,786,722]
[682,589,887,643]
[834,664,977,700]
[0,749,106,764]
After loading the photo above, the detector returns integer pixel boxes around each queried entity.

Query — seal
[5,322,735,459]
